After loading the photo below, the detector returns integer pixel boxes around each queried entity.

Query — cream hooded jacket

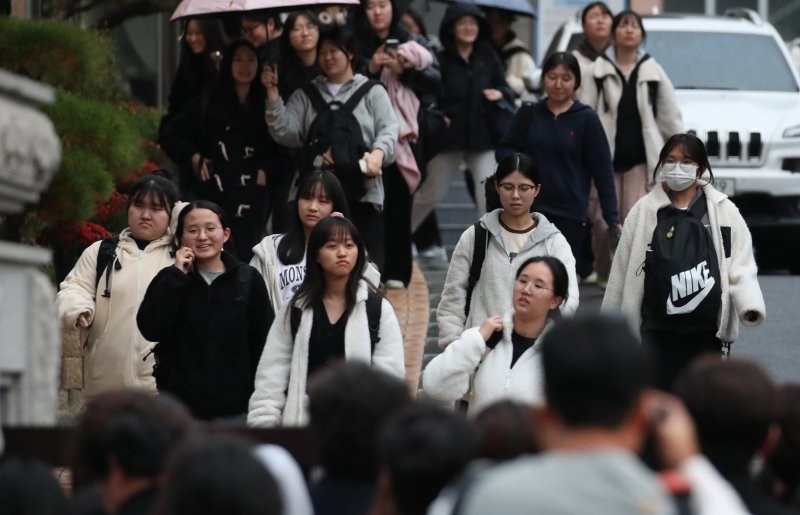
[579,49,683,177]
[56,202,185,397]
[423,312,547,415]
[57,232,173,396]
[437,209,578,348]
[602,184,765,342]
[247,281,405,428]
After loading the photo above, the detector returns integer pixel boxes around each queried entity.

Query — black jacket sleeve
[137,266,191,344]
[158,94,205,174]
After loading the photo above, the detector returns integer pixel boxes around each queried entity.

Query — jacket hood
[534,98,592,116]
[251,233,280,262]
[439,2,491,50]
[480,209,563,250]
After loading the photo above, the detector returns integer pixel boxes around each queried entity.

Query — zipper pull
[666,225,675,239]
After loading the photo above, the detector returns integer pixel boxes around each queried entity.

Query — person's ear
[222,227,231,243]
[533,184,542,197]
[549,295,563,311]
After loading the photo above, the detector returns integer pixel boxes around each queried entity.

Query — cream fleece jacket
[602,184,765,342]
[247,281,405,427]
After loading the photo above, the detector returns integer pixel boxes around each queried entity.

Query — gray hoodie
[265,74,399,208]
[436,209,579,348]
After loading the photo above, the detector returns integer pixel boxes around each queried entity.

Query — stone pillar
[0,68,61,452]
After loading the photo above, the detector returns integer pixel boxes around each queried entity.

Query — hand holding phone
[384,38,399,57]
[175,247,195,274]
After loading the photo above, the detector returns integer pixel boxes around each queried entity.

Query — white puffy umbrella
[171,0,361,21]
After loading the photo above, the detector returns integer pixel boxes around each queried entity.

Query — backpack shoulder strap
[465,223,488,318]
[647,80,659,119]
[366,291,383,351]
[688,192,709,219]
[343,80,380,112]
[302,83,329,113]
[96,235,120,297]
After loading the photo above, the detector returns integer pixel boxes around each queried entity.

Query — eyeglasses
[516,277,552,293]
[183,225,222,239]
[661,161,697,173]
[291,23,318,33]
[498,183,537,194]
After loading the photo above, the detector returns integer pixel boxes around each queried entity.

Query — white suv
[546,9,800,272]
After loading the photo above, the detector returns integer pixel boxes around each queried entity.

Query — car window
[645,31,798,92]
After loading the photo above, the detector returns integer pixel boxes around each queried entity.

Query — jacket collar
[310,73,368,101]
[647,182,727,209]
[481,209,561,250]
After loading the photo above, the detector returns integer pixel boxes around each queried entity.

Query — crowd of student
[4,317,800,515]
[23,0,788,513]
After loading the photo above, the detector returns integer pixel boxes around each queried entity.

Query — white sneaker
[384,280,405,289]
[419,245,448,262]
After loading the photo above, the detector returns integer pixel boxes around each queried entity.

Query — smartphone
[385,38,399,55]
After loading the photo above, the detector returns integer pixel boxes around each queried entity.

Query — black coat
[137,252,273,420]
[437,2,513,152]
[159,89,289,259]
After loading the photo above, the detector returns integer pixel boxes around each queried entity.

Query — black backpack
[300,80,380,201]
[290,291,382,352]
[641,195,722,333]
[95,236,121,298]
[465,223,490,318]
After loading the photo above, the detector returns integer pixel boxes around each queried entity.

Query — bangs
[130,184,168,211]
[299,180,330,201]
[325,221,353,244]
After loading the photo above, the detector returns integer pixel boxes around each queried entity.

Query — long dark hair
[515,256,569,318]
[207,40,265,125]
[654,133,714,183]
[278,11,321,95]
[277,172,351,265]
[177,18,228,85]
[175,200,236,255]
[293,217,366,317]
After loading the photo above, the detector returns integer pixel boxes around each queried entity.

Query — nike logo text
[666,261,716,315]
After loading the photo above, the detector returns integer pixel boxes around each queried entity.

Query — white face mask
[660,161,698,191]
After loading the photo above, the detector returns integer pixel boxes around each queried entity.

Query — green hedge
[0,16,118,100]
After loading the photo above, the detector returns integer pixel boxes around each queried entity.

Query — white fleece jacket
[250,234,383,315]
[423,312,546,415]
[247,281,406,428]
[56,228,174,396]
[437,210,578,348]
[602,183,765,342]
[579,49,683,177]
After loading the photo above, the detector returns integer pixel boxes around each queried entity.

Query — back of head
[308,362,412,479]
[674,357,777,462]
[154,435,282,515]
[763,385,800,505]
[541,313,649,429]
[473,400,539,461]
[0,458,67,515]
[379,402,477,515]
[72,390,195,484]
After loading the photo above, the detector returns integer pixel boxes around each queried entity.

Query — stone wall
[0,67,61,450]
